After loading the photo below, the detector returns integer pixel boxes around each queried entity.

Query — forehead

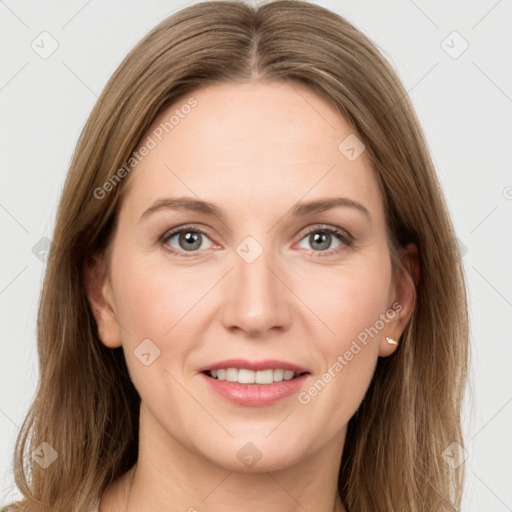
[121,81,384,223]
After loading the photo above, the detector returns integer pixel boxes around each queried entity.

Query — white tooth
[283,370,295,381]
[211,368,300,384]
[273,369,284,382]
[255,369,274,384]
[225,368,238,382]
[238,369,256,384]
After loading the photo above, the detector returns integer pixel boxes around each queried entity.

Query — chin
[197,436,310,473]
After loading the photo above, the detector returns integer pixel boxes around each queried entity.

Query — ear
[83,253,122,348]
[379,242,420,357]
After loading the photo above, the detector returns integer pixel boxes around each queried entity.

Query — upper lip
[198,359,309,374]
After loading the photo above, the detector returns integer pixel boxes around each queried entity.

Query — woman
[3,0,469,510]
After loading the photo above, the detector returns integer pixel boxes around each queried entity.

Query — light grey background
[1,0,511,510]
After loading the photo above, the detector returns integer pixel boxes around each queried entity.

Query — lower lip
[200,372,309,406]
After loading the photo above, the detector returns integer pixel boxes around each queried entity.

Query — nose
[220,239,292,338]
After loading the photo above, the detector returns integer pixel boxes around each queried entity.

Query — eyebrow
[140,196,371,222]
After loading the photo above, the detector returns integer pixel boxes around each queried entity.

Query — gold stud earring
[386,336,398,346]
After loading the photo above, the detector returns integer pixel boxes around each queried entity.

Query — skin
[85,81,419,512]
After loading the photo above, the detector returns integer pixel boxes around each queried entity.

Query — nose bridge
[222,235,290,334]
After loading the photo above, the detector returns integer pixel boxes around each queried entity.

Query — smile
[204,368,307,384]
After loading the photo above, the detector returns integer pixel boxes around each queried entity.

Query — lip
[200,372,310,407]
[197,359,309,373]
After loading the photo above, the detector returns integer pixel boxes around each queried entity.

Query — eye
[297,225,353,255]
[161,225,214,257]
[160,223,353,258]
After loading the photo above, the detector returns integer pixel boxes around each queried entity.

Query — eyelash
[159,224,354,259]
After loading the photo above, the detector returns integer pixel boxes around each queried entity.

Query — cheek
[111,257,199,400]
[113,252,205,339]
[295,252,393,349]
[295,261,392,426]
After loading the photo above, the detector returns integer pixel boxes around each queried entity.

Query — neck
[121,461,346,512]
[100,405,347,512]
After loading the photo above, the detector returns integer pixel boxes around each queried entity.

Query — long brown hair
[8,1,469,510]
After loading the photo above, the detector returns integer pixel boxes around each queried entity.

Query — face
[87,81,416,473]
